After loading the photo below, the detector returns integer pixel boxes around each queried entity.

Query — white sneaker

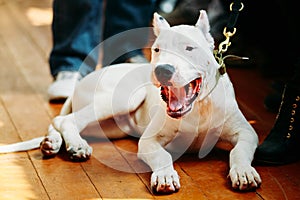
[47,71,82,101]
[126,54,149,63]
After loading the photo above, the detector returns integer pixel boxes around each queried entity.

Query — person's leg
[254,0,300,165]
[102,0,156,66]
[48,0,103,101]
[49,0,102,77]
[255,76,300,164]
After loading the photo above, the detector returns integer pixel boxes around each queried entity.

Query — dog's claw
[229,165,261,190]
[151,168,180,194]
[67,143,93,161]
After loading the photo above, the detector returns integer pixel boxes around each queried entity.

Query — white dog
[0,10,261,193]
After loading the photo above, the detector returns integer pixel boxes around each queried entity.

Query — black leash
[226,0,244,33]
[214,0,244,75]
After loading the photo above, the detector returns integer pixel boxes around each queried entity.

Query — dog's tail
[0,136,44,153]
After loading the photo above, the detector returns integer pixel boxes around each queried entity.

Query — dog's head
[151,10,220,118]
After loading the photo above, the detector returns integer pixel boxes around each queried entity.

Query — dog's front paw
[229,165,261,190]
[151,168,180,194]
[66,139,93,161]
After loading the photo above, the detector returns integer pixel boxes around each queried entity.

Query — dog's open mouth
[160,78,202,118]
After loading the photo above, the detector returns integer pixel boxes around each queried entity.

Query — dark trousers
[49,0,156,77]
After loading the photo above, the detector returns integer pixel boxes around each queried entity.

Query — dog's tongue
[169,87,186,111]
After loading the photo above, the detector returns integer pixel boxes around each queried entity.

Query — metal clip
[218,27,236,54]
[214,50,226,75]
[230,2,244,12]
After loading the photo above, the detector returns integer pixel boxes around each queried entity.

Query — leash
[197,0,245,101]
[214,0,245,75]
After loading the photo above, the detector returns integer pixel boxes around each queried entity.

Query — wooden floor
[1,0,300,199]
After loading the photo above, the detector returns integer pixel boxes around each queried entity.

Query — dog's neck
[194,47,226,102]
[198,63,225,101]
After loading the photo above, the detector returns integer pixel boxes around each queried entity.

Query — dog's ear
[153,12,170,36]
[195,10,214,50]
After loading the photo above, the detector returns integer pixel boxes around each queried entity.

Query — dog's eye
[154,47,160,53]
[185,46,196,51]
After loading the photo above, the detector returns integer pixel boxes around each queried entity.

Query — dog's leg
[40,97,72,157]
[53,87,147,160]
[226,111,262,190]
[52,103,96,160]
[138,108,180,193]
[229,140,261,190]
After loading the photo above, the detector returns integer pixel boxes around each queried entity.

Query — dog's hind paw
[40,133,63,157]
[229,165,262,190]
[151,168,180,194]
[66,139,93,161]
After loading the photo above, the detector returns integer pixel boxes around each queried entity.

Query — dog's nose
[154,64,175,85]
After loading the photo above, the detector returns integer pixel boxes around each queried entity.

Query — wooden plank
[0,2,101,199]
[177,151,262,200]
[0,98,23,145]
[6,0,53,59]
[32,156,101,200]
[3,0,61,117]
[1,1,156,200]
[0,157,49,200]
[83,155,153,199]
[0,1,52,95]
[0,34,51,141]
[0,64,48,199]
[85,135,154,199]
[112,138,208,199]
[83,123,208,199]
[1,0,300,199]
[227,67,277,139]
[255,164,300,200]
